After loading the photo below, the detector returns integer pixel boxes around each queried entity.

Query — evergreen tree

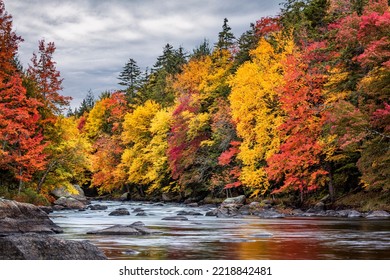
[143,44,188,106]
[192,39,212,59]
[232,23,259,71]
[280,0,329,42]
[153,44,187,75]
[77,89,95,116]
[215,18,235,50]
[118,58,142,102]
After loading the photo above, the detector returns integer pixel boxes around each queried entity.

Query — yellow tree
[228,36,294,196]
[36,116,91,193]
[119,100,171,195]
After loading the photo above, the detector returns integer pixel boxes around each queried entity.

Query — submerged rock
[0,198,62,234]
[136,212,147,216]
[162,216,189,221]
[0,233,107,260]
[87,221,161,235]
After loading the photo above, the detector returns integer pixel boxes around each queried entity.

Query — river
[49,200,390,260]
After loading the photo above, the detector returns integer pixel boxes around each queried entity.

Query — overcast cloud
[6,0,282,108]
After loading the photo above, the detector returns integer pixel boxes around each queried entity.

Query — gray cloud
[6,0,281,108]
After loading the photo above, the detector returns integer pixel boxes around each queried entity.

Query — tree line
[1,0,389,205]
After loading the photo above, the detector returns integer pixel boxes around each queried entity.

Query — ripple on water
[49,200,390,260]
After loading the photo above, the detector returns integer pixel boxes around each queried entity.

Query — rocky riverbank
[46,186,390,220]
[205,195,390,219]
[0,198,106,260]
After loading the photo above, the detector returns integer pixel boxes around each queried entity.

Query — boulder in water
[0,233,107,260]
[109,209,130,216]
[176,210,203,216]
[51,185,87,202]
[53,197,86,210]
[87,204,108,210]
[87,221,161,235]
[0,198,62,234]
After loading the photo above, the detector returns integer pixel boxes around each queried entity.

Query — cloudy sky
[6,0,282,108]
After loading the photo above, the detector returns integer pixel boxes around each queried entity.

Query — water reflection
[49,201,390,260]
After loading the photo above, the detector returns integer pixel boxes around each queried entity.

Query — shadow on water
[49,201,390,260]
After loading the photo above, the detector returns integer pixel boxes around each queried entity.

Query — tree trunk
[327,165,335,202]
[18,168,23,194]
[37,160,57,193]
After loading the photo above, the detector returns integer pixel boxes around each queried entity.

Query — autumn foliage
[1,0,389,204]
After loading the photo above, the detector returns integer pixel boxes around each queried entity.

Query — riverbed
[49,201,390,260]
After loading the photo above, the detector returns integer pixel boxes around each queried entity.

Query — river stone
[222,195,246,205]
[255,209,285,219]
[131,221,145,227]
[119,192,130,201]
[176,210,203,216]
[87,204,108,210]
[132,207,144,213]
[52,205,65,211]
[347,210,363,218]
[261,199,273,205]
[154,203,164,206]
[291,209,304,216]
[162,193,172,202]
[109,209,130,216]
[0,199,63,235]
[337,209,363,218]
[87,221,161,235]
[162,216,188,221]
[53,197,86,210]
[0,233,106,260]
[205,209,218,216]
[238,205,251,215]
[249,202,261,208]
[366,210,390,219]
[302,211,327,217]
[136,212,147,216]
[187,203,199,207]
[50,185,86,202]
[313,201,325,211]
[216,202,243,217]
[38,206,53,214]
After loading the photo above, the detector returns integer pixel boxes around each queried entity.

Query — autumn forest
[1,0,389,208]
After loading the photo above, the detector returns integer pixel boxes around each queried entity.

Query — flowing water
[49,201,390,260]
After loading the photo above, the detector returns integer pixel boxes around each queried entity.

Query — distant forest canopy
[1,0,389,206]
